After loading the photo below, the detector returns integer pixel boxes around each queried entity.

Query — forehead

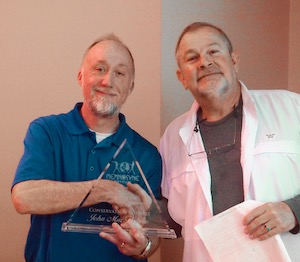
[178,27,227,53]
[84,40,133,70]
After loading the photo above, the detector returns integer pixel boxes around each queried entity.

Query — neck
[81,103,120,133]
[197,85,241,122]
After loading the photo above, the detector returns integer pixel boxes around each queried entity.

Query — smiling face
[78,40,134,118]
[176,26,240,101]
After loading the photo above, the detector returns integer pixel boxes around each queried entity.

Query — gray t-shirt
[198,100,244,215]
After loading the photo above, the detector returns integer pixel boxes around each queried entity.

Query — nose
[101,71,113,87]
[198,55,213,69]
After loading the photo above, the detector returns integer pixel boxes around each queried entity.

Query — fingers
[115,204,147,225]
[242,204,266,226]
[100,223,133,256]
[108,186,144,219]
[242,204,268,239]
[100,220,148,256]
[122,218,143,231]
[100,223,124,247]
[112,183,151,224]
[127,182,152,210]
[243,202,297,241]
[106,182,152,225]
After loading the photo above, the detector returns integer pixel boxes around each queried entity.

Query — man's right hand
[92,180,151,224]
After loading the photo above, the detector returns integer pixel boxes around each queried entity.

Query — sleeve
[159,134,170,200]
[284,194,300,234]
[12,119,55,187]
[284,93,300,234]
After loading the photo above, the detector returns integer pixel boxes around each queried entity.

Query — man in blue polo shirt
[12,34,161,262]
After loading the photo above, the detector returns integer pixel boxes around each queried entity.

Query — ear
[77,69,83,86]
[129,80,134,94]
[176,68,188,90]
[231,50,240,74]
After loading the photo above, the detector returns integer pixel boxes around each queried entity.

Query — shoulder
[161,111,190,142]
[131,129,159,153]
[249,89,300,101]
[248,90,300,111]
[120,114,160,153]
[26,107,81,142]
[29,105,80,132]
[30,112,68,131]
[123,126,162,165]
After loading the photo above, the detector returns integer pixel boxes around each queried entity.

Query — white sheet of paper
[195,200,291,262]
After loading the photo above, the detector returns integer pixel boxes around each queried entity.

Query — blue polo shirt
[13,103,162,262]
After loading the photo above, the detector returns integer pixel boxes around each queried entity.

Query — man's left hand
[100,219,148,256]
[242,202,297,240]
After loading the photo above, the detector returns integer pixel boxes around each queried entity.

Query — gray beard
[89,97,120,118]
[199,78,229,99]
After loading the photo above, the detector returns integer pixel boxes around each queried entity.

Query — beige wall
[289,0,300,93]
[0,1,161,261]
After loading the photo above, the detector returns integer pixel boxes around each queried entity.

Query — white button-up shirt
[160,83,300,261]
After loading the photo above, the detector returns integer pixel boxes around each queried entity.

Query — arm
[284,194,300,233]
[11,179,93,214]
[12,120,151,217]
[160,197,182,238]
[242,199,299,241]
[12,179,149,217]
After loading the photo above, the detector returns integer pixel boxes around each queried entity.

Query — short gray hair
[82,33,135,77]
[175,22,233,55]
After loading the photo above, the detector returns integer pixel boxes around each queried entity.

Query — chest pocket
[254,140,300,155]
[251,140,300,201]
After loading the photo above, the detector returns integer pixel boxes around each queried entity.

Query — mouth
[94,88,117,96]
[197,72,221,82]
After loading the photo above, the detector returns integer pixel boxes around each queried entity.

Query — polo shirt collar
[66,103,91,135]
[110,113,134,147]
[66,103,134,147]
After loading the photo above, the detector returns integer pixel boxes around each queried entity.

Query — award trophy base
[61,222,176,238]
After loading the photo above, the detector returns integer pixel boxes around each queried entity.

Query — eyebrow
[186,42,221,53]
[95,60,129,69]
[116,63,128,68]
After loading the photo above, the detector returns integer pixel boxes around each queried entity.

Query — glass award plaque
[61,139,176,239]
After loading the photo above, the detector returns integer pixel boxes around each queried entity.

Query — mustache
[197,67,221,81]
[94,87,118,96]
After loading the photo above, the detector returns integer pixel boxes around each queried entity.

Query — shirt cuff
[284,196,300,234]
